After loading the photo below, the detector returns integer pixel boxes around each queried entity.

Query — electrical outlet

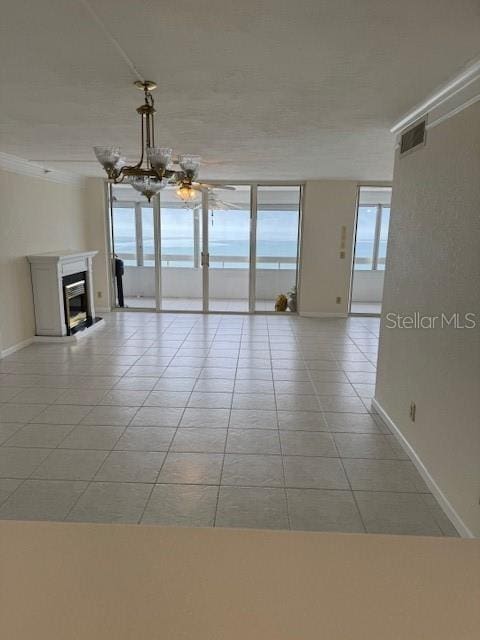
[336,296,341,304]
[97,291,102,299]
[409,401,416,422]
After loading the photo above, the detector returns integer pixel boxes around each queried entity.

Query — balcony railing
[117,253,297,269]
[353,256,386,270]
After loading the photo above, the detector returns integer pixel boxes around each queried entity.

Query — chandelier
[93,81,202,202]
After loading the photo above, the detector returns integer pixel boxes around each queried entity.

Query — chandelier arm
[132,111,145,170]
[164,168,178,181]
[147,112,152,150]
[116,167,128,183]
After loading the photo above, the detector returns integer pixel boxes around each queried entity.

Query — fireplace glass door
[63,273,90,334]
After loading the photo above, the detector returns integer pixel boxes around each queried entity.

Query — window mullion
[193,208,200,269]
[135,203,144,267]
[372,204,382,270]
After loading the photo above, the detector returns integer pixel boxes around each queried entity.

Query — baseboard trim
[299,312,348,318]
[372,398,474,539]
[32,319,106,343]
[95,307,111,313]
[0,337,34,359]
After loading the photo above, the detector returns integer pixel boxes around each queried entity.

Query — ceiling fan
[171,162,235,203]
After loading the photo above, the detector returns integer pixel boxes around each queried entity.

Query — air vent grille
[400,120,426,155]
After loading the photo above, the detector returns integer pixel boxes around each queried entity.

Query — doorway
[109,183,302,313]
[350,186,392,315]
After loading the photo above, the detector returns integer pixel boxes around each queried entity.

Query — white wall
[351,270,385,302]
[299,181,358,316]
[256,269,296,299]
[83,178,111,309]
[0,168,88,353]
[375,101,480,536]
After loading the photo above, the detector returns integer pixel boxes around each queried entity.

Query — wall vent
[400,119,426,155]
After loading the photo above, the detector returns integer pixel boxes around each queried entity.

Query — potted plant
[287,285,297,312]
[275,294,288,312]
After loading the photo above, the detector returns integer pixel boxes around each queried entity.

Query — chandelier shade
[127,175,168,199]
[147,147,173,172]
[178,155,201,176]
[93,146,122,174]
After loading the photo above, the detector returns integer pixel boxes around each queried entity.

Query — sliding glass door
[111,196,156,309]
[110,183,302,313]
[158,187,203,311]
[255,186,301,312]
[207,185,251,312]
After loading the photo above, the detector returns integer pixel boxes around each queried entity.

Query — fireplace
[63,272,92,335]
[28,250,100,338]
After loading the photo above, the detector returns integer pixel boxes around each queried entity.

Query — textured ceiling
[0,0,479,180]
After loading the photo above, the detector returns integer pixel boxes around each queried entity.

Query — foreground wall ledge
[0,520,479,640]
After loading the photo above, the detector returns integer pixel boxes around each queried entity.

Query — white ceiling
[1,0,479,181]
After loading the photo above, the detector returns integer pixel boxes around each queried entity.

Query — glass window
[112,207,136,266]
[256,212,299,270]
[354,206,377,270]
[161,207,196,268]
[209,210,250,269]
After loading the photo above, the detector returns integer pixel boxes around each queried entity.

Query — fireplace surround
[28,250,100,338]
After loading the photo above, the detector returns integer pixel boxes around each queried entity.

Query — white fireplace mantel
[28,250,98,338]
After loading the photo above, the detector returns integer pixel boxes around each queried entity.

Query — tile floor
[0,312,458,536]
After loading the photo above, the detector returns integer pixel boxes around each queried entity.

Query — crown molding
[391,55,480,135]
[0,152,85,186]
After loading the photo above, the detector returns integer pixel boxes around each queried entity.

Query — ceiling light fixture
[93,81,202,202]
[176,185,201,203]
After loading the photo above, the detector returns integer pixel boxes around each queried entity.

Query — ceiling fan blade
[222,202,242,209]
[208,199,243,210]
[195,182,236,191]
[208,184,236,191]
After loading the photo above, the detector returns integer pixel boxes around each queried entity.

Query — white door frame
[201,189,209,313]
